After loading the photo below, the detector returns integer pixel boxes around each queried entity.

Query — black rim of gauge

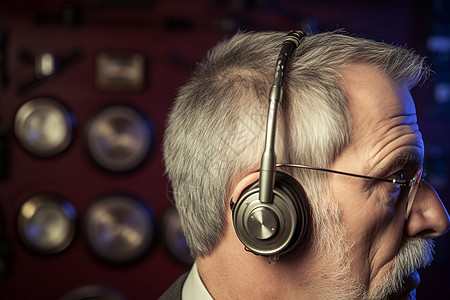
[162,206,194,266]
[84,194,155,264]
[17,194,77,254]
[14,97,76,157]
[85,104,154,173]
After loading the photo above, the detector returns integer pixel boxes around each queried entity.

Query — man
[160,30,450,299]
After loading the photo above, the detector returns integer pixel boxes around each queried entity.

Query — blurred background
[0,0,449,299]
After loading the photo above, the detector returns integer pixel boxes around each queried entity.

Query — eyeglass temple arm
[276,163,409,186]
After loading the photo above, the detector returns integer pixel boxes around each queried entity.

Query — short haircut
[163,31,429,257]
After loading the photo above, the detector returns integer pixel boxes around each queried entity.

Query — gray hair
[163,31,429,258]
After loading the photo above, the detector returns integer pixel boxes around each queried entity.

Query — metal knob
[247,207,278,240]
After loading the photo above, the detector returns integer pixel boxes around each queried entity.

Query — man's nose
[405,181,450,238]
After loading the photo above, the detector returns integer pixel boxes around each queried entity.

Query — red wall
[0,2,226,299]
[0,1,448,299]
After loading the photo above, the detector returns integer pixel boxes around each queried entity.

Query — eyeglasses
[276,163,425,219]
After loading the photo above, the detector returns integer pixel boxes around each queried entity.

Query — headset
[230,31,311,259]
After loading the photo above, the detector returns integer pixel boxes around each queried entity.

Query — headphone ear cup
[232,171,310,257]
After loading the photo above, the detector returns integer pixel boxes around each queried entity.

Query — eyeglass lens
[405,168,423,219]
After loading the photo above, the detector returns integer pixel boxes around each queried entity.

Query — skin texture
[196,64,450,299]
[331,64,449,297]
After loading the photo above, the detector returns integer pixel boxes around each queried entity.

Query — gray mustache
[378,237,435,298]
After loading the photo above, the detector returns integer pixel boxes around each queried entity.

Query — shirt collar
[182,262,213,300]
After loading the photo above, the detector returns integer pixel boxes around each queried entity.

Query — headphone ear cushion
[232,171,310,257]
[275,172,310,256]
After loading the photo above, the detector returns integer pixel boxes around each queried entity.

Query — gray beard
[306,224,434,300]
[367,238,435,300]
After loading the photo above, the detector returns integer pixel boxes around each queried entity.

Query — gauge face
[84,195,154,264]
[14,97,75,157]
[85,105,154,172]
[17,194,77,254]
[162,206,193,266]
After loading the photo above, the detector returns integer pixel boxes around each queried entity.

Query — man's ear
[229,172,260,207]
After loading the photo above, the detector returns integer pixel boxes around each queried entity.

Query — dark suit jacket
[158,273,189,300]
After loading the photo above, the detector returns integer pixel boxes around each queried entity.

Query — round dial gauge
[17,194,77,254]
[162,206,193,266]
[14,97,75,157]
[84,194,155,264]
[85,105,153,172]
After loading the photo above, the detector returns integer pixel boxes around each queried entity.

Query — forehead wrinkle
[389,148,424,172]
[352,103,417,139]
[366,118,423,174]
[368,138,424,175]
[369,110,417,132]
